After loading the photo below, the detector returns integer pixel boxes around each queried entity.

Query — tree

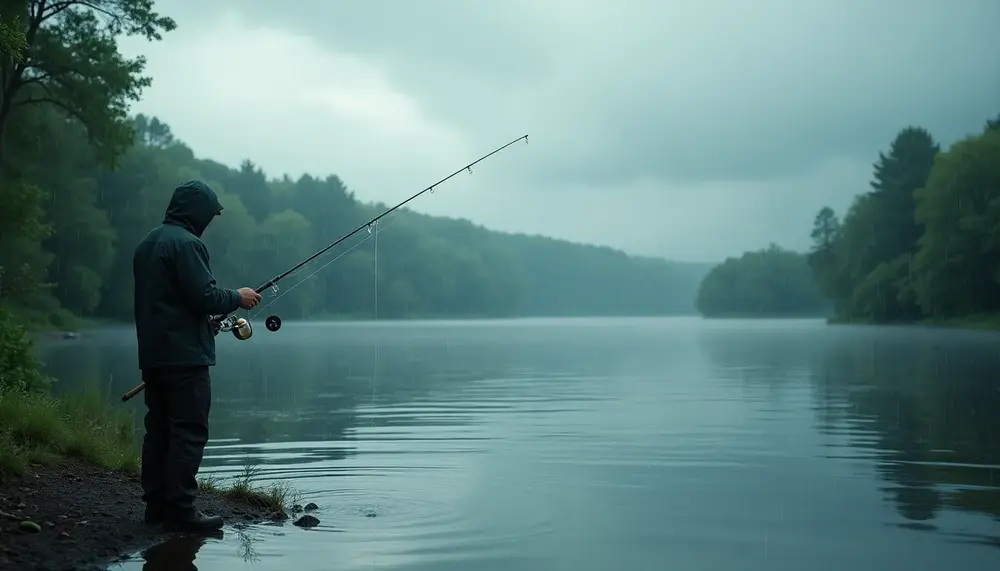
[806,126,939,323]
[987,113,1000,132]
[806,206,849,311]
[132,112,174,148]
[912,127,1000,318]
[0,0,176,167]
[0,180,53,302]
[809,207,840,251]
[867,126,939,266]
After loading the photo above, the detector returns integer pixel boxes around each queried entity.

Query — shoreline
[0,458,308,571]
[825,314,1000,332]
[699,314,828,320]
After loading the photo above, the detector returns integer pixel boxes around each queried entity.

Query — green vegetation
[0,308,138,478]
[198,459,300,514]
[0,13,27,62]
[694,113,1000,327]
[1,0,174,330]
[1,109,708,325]
[0,386,140,478]
[806,115,1000,327]
[695,244,827,318]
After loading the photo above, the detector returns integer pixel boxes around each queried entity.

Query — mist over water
[39,318,1000,570]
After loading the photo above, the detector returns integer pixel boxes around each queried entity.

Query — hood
[162,180,224,237]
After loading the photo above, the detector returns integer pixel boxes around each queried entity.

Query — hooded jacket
[132,180,242,370]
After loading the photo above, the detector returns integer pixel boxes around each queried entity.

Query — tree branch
[74,1,121,22]
[38,1,87,24]
[17,95,86,125]
[41,1,123,30]
[24,0,47,51]
[15,74,56,100]
[19,71,53,85]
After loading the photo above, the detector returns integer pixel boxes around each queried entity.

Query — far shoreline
[826,313,1000,332]
[699,313,1000,333]
[699,314,828,320]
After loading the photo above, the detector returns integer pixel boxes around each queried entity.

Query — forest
[0,1,710,332]
[694,113,1000,323]
[806,116,1000,325]
[694,244,827,317]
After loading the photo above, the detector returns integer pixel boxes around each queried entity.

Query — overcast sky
[118,0,1000,263]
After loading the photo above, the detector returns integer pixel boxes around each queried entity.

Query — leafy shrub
[0,307,51,393]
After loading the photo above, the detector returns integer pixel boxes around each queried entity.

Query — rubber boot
[163,510,224,532]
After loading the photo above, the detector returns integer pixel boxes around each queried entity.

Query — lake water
[38,317,1000,570]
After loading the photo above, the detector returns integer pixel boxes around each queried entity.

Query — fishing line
[370,219,379,568]
[247,213,404,322]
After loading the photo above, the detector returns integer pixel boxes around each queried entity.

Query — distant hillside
[3,111,712,324]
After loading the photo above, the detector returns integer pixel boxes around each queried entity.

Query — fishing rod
[121,134,529,403]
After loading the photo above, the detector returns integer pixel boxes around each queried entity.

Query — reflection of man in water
[141,532,219,571]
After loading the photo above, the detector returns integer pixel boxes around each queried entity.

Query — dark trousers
[140,366,212,518]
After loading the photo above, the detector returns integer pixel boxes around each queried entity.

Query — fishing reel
[232,317,253,340]
[212,314,254,340]
[208,314,249,340]
[211,313,281,341]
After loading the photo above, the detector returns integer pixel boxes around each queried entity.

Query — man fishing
[132,180,262,532]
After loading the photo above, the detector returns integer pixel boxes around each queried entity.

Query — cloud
[118,9,472,205]
[117,0,1000,262]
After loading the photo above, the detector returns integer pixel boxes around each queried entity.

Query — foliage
[0,11,28,62]
[0,386,139,478]
[6,113,706,323]
[911,127,1000,319]
[0,180,53,303]
[0,0,176,167]
[0,308,51,393]
[695,244,828,317]
[806,113,1000,325]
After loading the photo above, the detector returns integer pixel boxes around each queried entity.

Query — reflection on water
[136,532,217,571]
[698,320,1000,549]
[107,528,262,571]
[40,317,1000,570]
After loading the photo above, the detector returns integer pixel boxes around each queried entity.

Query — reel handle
[121,382,145,402]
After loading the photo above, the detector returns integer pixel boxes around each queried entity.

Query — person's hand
[238,287,261,310]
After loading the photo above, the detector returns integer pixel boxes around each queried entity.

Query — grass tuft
[0,386,139,479]
[198,458,299,513]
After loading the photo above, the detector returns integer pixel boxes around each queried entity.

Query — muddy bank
[0,461,282,571]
